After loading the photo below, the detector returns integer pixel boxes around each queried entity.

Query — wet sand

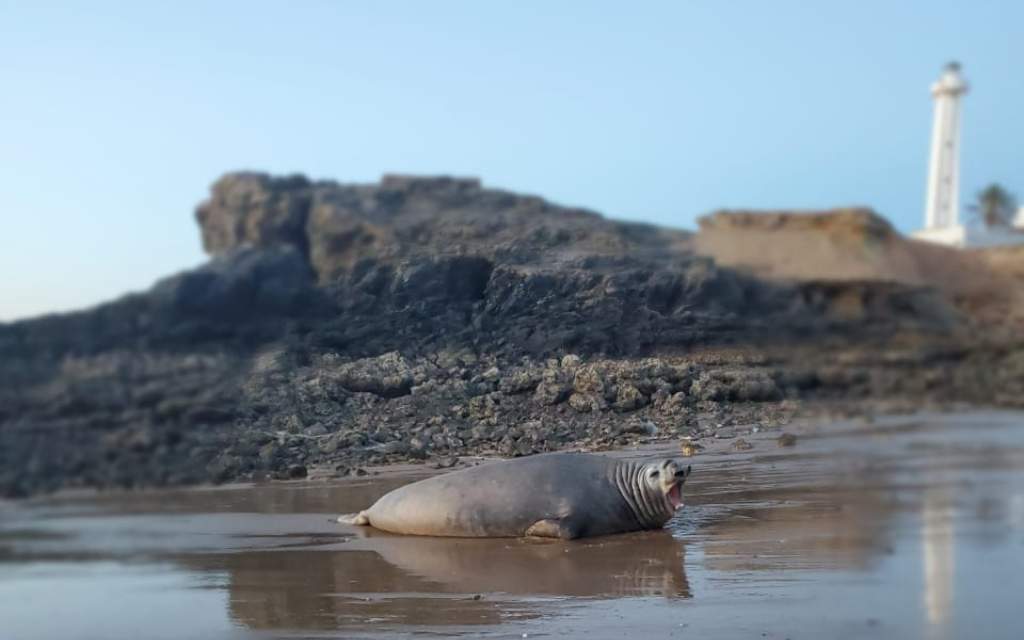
[2,411,1023,639]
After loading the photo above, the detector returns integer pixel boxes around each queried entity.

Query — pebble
[680,442,704,457]
[732,438,754,451]
[431,456,460,469]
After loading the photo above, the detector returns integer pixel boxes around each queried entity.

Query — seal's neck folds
[612,461,677,529]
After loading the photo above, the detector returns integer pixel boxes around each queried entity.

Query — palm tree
[968,184,1017,228]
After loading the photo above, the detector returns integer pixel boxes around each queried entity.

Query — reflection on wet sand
[350,528,689,597]
[185,529,688,630]
[922,488,955,639]
[4,412,1024,639]
[193,548,519,629]
[692,484,895,573]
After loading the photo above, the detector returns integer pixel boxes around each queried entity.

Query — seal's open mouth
[666,482,684,511]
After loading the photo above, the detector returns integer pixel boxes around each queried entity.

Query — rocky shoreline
[2,172,1022,497]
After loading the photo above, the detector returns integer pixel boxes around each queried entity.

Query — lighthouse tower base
[912,225,969,247]
[912,219,1024,249]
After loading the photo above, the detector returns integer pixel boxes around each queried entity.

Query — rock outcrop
[1,172,1021,498]
[695,207,1017,332]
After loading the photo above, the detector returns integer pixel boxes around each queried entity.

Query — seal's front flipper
[525,518,579,540]
[337,511,370,526]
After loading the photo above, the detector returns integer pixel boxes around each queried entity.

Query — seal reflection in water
[207,531,689,631]
[339,452,691,539]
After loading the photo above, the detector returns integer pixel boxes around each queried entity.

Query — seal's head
[642,459,691,512]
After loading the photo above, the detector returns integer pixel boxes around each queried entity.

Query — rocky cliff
[1,173,1021,497]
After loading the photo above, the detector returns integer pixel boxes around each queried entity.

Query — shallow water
[2,411,1023,639]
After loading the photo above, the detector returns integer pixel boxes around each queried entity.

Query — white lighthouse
[913,62,969,246]
[912,62,1024,248]
[924,62,968,231]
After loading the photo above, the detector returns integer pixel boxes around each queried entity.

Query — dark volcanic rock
[334,352,414,398]
[151,245,321,322]
[0,170,1018,498]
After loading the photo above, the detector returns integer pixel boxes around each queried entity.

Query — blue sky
[1,1,1021,320]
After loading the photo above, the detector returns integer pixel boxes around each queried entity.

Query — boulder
[195,173,312,256]
[334,352,414,398]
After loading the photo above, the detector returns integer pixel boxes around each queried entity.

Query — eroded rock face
[150,245,319,320]
[195,173,689,280]
[1,170,1010,498]
[196,173,312,257]
[187,172,960,354]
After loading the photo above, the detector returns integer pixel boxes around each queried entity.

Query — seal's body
[338,452,691,539]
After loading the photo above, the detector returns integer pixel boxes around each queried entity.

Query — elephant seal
[338,452,691,539]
